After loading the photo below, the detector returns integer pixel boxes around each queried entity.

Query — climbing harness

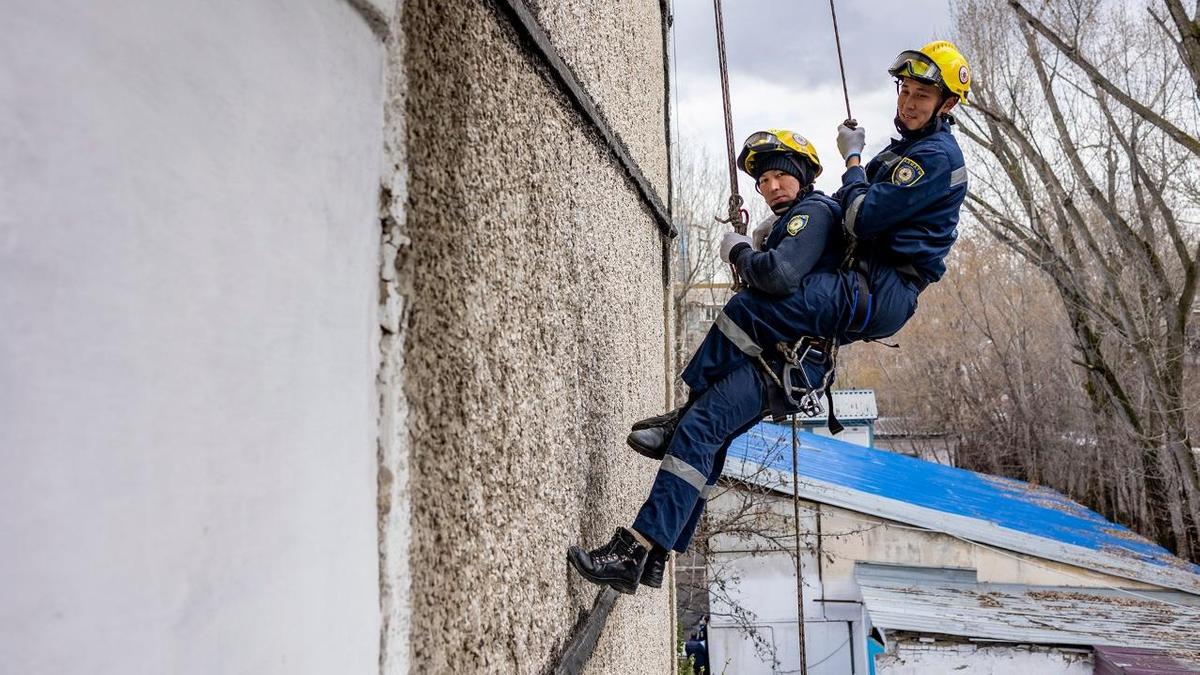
[847,259,873,333]
[749,336,844,434]
[778,337,837,418]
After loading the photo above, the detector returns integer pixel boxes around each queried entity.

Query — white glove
[719,231,753,263]
[751,216,775,251]
[837,120,866,160]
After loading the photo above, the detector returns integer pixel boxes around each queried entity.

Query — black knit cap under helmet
[752,153,815,187]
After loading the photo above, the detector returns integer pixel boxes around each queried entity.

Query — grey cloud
[670,0,957,93]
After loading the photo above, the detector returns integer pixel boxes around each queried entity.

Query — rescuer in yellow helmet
[886,40,970,133]
[567,128,850,594]
[834,40,970,288]
[566,43,976,599]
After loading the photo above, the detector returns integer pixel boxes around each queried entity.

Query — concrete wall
[1,2,385,673]
[398,1,672,672]
[707,490,863,673]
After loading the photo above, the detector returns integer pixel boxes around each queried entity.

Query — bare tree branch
[1010,0,1200,158]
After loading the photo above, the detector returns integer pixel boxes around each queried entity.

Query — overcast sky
[670,0,956,200]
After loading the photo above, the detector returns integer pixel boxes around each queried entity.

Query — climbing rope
[711,0,748,289]
[790,416,809,675]
[705,4,852,670]
[828,0,853,121]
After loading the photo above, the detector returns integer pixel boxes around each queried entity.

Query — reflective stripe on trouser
[633,360,767,551]
[668,414,763,553]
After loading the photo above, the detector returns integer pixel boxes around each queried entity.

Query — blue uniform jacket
[834,117,967,284]
[730,191,844,296]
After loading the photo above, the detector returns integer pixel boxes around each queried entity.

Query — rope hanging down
[705,3,854,672]
[828,0,853,121]
[711,0,748,289]
[790,416,809,675]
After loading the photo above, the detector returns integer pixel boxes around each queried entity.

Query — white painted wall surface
[1,2,384,673]
[803,424,872,448]
[710,622,855,675]
[876,641,1093,674]
[708,492,864,672]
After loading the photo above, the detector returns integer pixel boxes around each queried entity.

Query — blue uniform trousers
[632,360,767,552]
[634,263,920,552]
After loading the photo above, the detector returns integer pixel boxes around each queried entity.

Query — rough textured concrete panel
[531,0,671,198]
[0,1,383,673]
[401,1,671,672]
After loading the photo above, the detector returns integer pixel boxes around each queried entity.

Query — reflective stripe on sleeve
[661,455,708,492]
[715,311,763,357]
[949,166,968,188]
[700,484,717,499]
[845,194,867,236]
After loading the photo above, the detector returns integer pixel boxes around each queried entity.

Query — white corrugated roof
[855,563,1200,652]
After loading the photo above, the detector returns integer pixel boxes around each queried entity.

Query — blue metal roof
[725,421,1200,593]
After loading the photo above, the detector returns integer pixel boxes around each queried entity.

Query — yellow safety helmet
[888,40,971,103]
[736,129,822,181]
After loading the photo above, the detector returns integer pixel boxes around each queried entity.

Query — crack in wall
[376,183,412,675]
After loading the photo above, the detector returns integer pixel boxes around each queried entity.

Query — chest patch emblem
[892,157,925,187]
[786,214,810,236]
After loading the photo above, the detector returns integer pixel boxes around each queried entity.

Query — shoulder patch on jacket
[891,157,925,187]
[786,214,810,236]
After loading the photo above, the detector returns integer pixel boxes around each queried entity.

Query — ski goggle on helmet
[736,129,822,180]
[888,40,971,102]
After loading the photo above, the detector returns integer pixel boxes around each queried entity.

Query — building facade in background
[707,425,1200,674]
[2,1,674,673]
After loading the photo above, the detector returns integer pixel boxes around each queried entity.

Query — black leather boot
[626,406,685,460]
[567,527,648,595]
[640,546,668,588]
